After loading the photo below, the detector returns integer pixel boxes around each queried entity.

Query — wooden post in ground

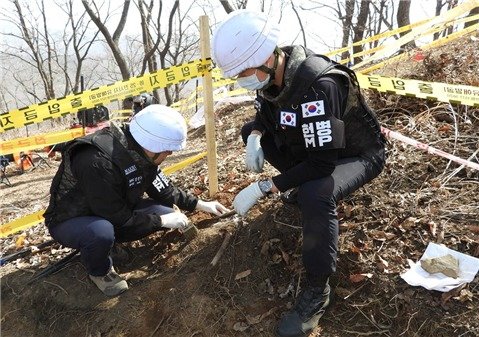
[199,15,218,197]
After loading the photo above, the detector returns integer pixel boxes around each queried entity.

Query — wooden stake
[199,15,218,197]
[210,232,232,267]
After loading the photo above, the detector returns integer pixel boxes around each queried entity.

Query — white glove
[160,212,189,229]
[245,134,264,172]
[196,200,230,216]
[233,182,264,216]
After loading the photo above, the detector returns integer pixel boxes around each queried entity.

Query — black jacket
[253,46,385,192]
[44,124,198,239]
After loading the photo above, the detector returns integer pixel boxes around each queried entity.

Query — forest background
[1,0,478,120]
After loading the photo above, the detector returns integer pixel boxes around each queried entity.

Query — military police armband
[152,170,170,192]
[300,95,346,151]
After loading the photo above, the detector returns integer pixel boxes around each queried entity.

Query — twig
[210,232,232,266]
[273,218,301,230]
[399,311,418,336]
[441,148,479,187]
[42,280,69,296]
[295,273,301,298]
[344,282,367,300]
[149,314,170,337]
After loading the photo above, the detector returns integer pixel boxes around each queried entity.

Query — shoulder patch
[301,100,325,118]
[280,111,297,127]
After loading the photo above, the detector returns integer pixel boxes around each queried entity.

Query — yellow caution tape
[0,59,212,133]
[358,73,479,107]
[163,151,207,175]
[0,151,208,238]
[0,211,45,238]
[332,13,479,65]
[325,17,432,59]
[358,22,479,74]
[0,128,85,155]
[352,0,479,70]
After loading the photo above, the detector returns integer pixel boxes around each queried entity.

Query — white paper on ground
[400,242,479,292]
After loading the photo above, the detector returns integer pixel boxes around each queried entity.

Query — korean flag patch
[301,100,325,118]
[280,111,296,127]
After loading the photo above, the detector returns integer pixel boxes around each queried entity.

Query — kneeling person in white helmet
[212,10,386,337]
[44,105,229,297]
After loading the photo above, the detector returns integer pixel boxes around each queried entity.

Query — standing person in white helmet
[44,105,229,297]
[212,10,386,337]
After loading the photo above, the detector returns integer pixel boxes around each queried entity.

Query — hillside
[1,32,478,337]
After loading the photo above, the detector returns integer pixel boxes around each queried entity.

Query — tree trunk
[219,0,235,13]
[397,0,416,50]
[81,0,131,80]
[352,0,370,64]
[340,0,355,61]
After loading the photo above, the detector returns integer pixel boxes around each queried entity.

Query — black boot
[276,283,331,337]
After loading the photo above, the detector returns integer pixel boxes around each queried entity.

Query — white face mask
[236,70,271,90]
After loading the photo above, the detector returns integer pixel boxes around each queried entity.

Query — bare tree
[57,0,101,94]
[291,2,307,47]
[219,0,248,14]
[339,0,355,60]
[81,0,131,80]
[351,0,370,64]
[144,0,179,105]
[6,0,57,101]
[167,2,200,102]
[396,0,416,49]
[137,1,157,75]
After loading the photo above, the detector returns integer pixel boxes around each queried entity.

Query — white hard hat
[129,104,187,153]
[212,10,280,78]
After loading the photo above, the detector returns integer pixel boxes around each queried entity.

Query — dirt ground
[1,34,479,337]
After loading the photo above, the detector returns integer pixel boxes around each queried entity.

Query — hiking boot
[89,266,128,297]
[280,187,299,205]
[276,283,331,337]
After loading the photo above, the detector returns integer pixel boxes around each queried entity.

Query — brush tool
[173,204,199,241]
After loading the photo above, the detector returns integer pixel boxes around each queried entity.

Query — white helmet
[212,10,280,78]
[129,104,187,153]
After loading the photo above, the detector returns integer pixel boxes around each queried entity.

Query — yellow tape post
[358,73,479,107]
[0,59,212,133]
[0,151,208,238]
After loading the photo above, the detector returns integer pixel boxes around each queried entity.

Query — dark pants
[242,122,385,284]
[49,199,174,276]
